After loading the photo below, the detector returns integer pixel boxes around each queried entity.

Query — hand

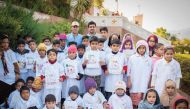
[127,79,132,89]
[77,106,83,109]
[122,70,126,74]
[99,60,105,66]
[76,76,80,80]
[83,60,88,65]
[104,70,109,75]
[103,102,110,109]
[15,73,20,81]
[150,86,155,88]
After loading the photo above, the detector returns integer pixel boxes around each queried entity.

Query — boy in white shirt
[61,46,83,99]
[15,86,40,109]
[43,94,59,109]
[25,39,39,77]
[83,77,109,109]
[82,36,105,88]
[104,39,127,100]
[52,40,66,63]
[8,79,25,108]
[36,43,48,77]
[77,44,86,95]
[15,39,29,81]
[64,86,84,109]
[41,49,65,106]
[108,80,133,109]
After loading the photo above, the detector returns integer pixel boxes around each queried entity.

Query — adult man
[67,21,83,45]
[86,21,101,38]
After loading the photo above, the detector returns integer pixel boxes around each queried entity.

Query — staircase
[84,16,171,46]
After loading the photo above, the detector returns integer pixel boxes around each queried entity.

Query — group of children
[0,24,189,109]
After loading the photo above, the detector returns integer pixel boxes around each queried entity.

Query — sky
[103,0,190,32]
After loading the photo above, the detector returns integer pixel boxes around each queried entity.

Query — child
[52,40,66,63]
[36,43,48,77]
[23,34,33,50]
[41,49,65,105]
[15,39,29,81]
[160,79,180,109]
[82,36,90,50]
[151,43,164,68]
[98,38,106,94]
[108,80,133,109]
[77,44,86,95]
[43,37,52,51]
[104,39,127,100]
[25,39,39,77]
[8,79,25,108]
[147,34,158,56]
[151,46,182,95]
[82,36,105,88]
[43,94,59,109]
[26,76,34,89]
[59,34,68,55]
[138,88,164,109]
[15,86,40,109]
[0,34,20,85]
[120,37,135,90]
[106,33,120,53]
[172,96,189,109]
[127,40,152,107]
[83,77,109,109]
[31,77,44,109]
[61,46,83,99]
[99,27,109,50]
[64,86,84,109]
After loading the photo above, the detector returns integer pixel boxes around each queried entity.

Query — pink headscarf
[68,45,77,53]
[172,96,189,109]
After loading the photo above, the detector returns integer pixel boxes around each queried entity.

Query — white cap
[115,81,126,92]
[71,21,79,26]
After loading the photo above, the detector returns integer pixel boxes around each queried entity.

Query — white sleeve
[176,62,182,78]
[175,77,180,89]
[126,96,133,109]
[97,91,107,104]
[127,56,132,77]
[11,50,18,63]
[151,75,157,87]
[78,61,84,74]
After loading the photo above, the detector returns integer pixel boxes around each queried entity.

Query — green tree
[153,27,171,40]
[72,0,91,20]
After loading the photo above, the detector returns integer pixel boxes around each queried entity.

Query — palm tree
[72,0,91,20]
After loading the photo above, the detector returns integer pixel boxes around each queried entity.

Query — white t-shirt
[127,54,152,93]
[3,49,17,85]
[83,50,103,76]
[152,58,182,95]
[83,91,106,109]
[108,94,133,109]
[64,96,84,108]
[36,56,48,77]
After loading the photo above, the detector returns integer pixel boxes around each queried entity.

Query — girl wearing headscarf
[160,79,180,109]
[127,40,152,108]
[147,34,158,56]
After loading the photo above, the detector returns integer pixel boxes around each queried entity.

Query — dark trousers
[105,91,112,100]
[0,81,15,107]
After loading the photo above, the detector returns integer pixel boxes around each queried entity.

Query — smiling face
[90,41,98,50]
[72,25,79,34]
[164,49,174,62]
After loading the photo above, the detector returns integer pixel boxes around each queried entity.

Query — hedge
[174,54,190,95]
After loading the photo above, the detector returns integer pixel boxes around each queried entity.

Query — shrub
[174,54,190,95]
